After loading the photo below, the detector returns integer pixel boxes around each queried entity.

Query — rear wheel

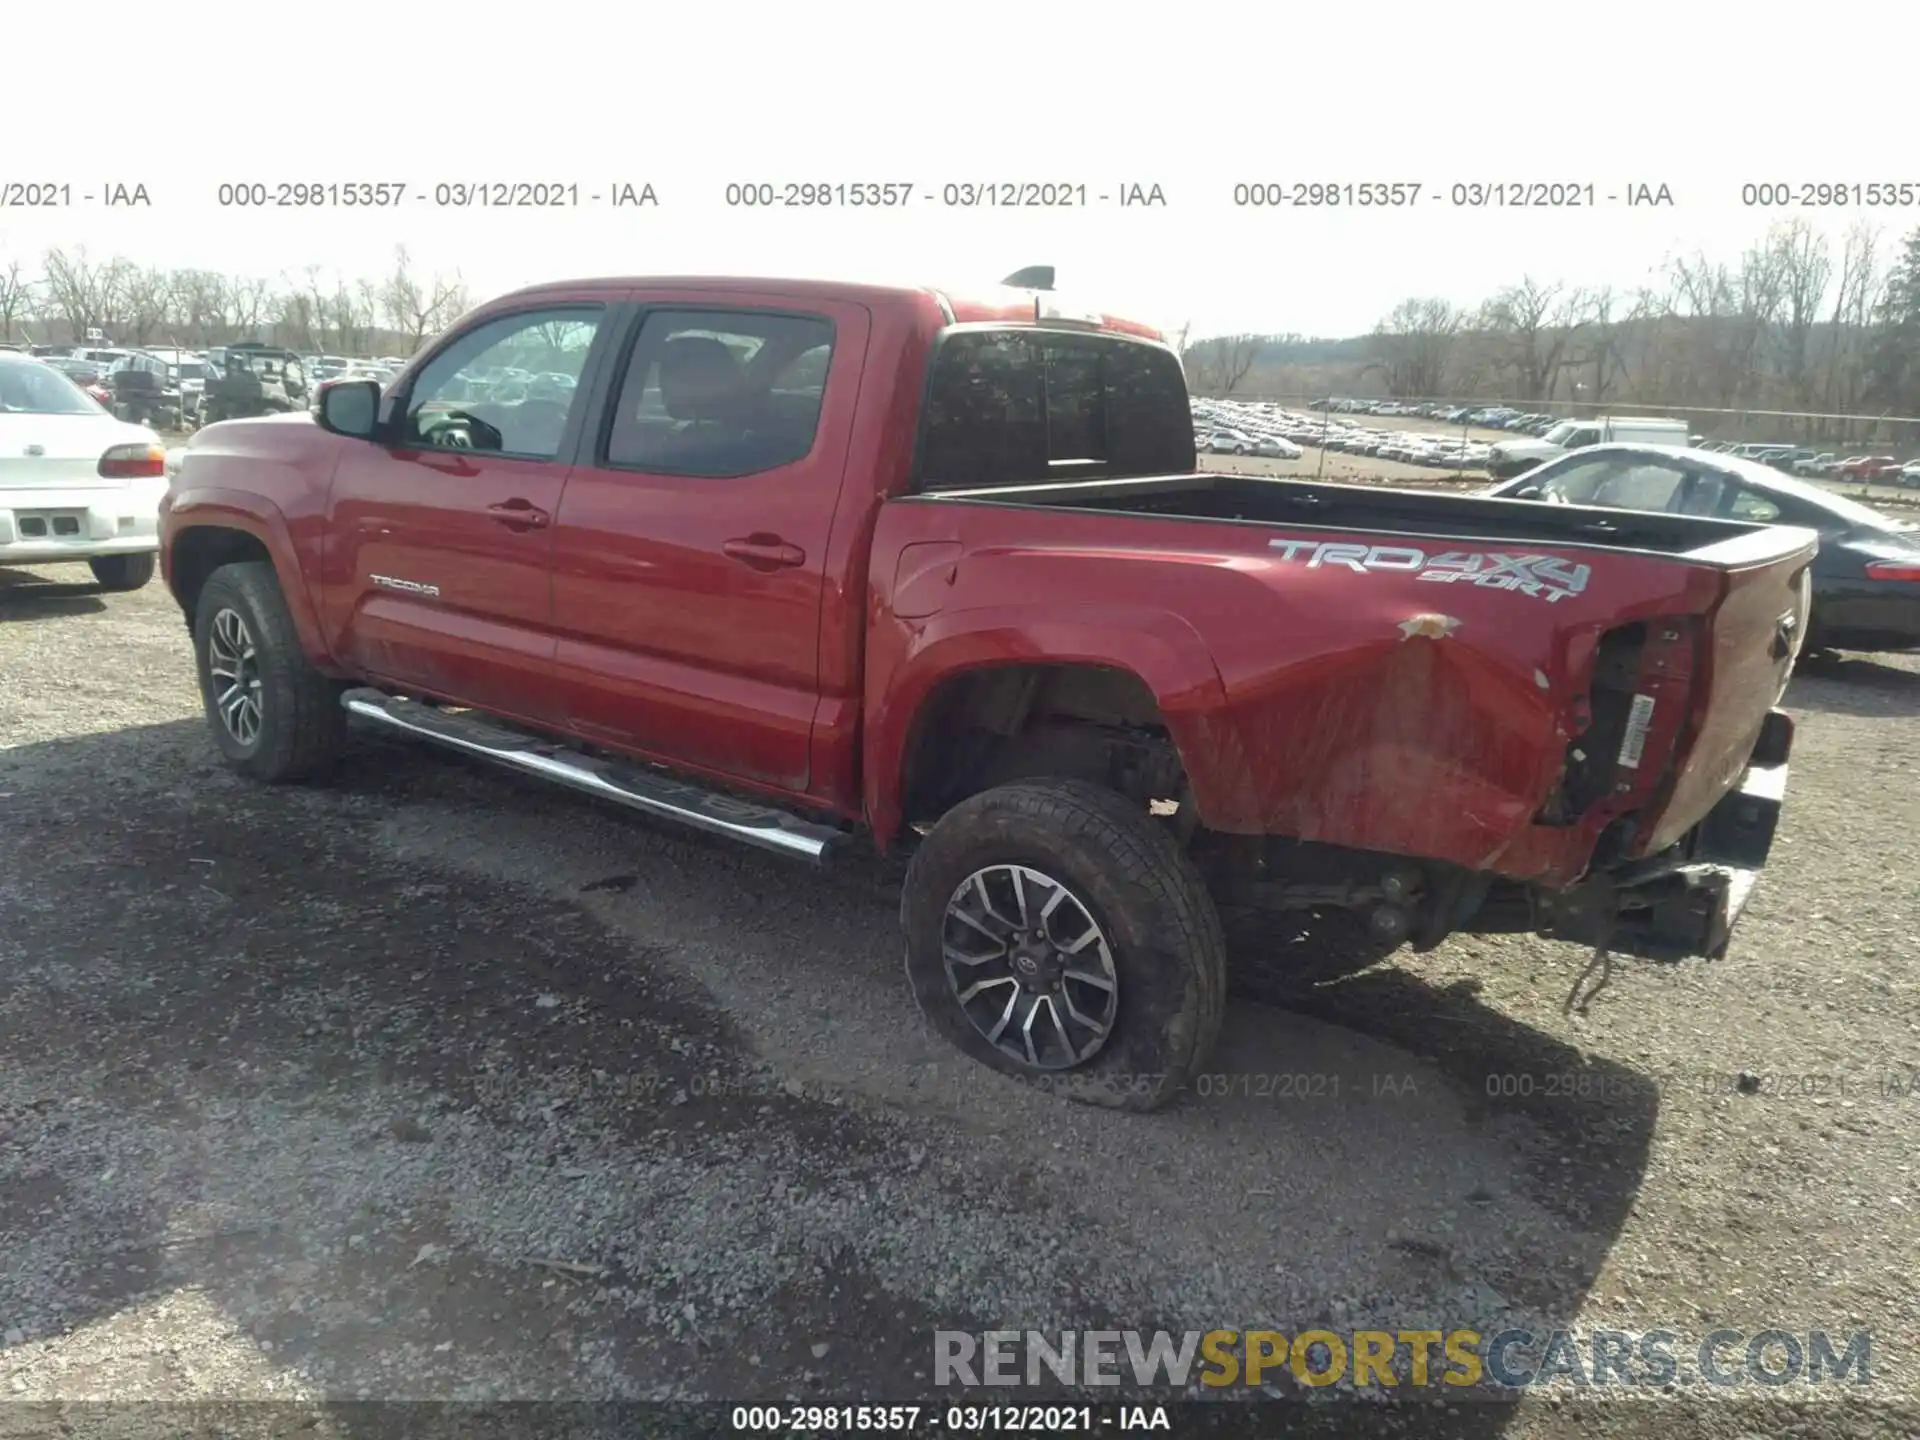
[192,561,346,782]
[901,778,1226,1112]
[88,552,155,591]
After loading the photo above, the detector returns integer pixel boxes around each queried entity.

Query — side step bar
[341,688,849,866]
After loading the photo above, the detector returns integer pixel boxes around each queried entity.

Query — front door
[548,296,870,794]
[322,303,610,721]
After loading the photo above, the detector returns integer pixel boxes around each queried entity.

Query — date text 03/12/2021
[728,1405,1170,1432]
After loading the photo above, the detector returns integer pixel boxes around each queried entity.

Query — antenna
[1001,265,1055,291]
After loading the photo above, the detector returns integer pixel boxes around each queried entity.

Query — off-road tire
[193,560,346,782]
[901,777,1227,1112]
[88,552,156,591]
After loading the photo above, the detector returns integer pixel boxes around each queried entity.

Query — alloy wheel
[941,864,1119,1070]
[207,607,264,746]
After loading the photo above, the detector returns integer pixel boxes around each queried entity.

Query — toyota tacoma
[159,271,1812,1109]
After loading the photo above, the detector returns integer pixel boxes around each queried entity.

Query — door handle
[487,498,550,530]
[722,534,806,569]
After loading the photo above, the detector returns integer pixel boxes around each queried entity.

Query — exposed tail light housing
[1865,560,1920,582]
[99,442,167,479]
[1539,616,1702,840]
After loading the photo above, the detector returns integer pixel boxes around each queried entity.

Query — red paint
[161,274,1805,892]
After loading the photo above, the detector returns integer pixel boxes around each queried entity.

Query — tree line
[1181,218,1920,421]
[0,244,469,357]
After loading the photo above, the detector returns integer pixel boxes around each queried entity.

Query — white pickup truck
[1488,416,1690,480]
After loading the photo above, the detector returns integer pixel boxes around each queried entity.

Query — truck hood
[172,410,346,490]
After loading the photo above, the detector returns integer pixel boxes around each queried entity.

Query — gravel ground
[1,561,1917,1437]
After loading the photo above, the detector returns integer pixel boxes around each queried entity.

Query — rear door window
[603,308,836,478]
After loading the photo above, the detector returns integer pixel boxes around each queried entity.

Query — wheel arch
[865,609,1252,849]
[165,500,330,666]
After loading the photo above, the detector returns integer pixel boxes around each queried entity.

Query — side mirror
[315,379,381,439]
[1513,483,1543,499]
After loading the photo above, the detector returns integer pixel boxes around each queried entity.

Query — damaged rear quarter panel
[1203,530,1719,879]
[868,498,1720,883]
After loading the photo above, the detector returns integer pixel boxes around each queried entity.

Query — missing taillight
[1536,617,1701,828]
[98,443,166,479]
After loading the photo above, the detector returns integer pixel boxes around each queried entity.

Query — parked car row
[1771,451,1920,486]
[1306,399,1920,488]
[1191,397,1493,470]
[1314,398,1565,436]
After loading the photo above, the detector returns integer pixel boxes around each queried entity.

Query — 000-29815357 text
[1741,181,1920,207]
[212,181,657,207]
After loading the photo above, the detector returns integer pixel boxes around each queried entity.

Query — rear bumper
[0,485,164,565]
[1533,709,1794,960]
[1809,582,1920,652]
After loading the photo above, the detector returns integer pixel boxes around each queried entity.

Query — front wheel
[901,778,1227,1112]
[192,560,347,781]
[88,552,155,591]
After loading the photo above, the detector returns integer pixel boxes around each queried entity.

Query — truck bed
[875,469,1816,885]
[921,470,1792,565]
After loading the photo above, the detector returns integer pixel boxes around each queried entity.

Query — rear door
[322,302,616,721]
[547,294,870,794]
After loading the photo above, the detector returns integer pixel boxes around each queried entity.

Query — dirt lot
[2,564,1918,1437]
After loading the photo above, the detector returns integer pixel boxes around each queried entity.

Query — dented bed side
[864,480,1816,889]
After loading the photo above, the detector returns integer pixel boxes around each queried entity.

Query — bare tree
[1766,220,1832,407]
[1568,286,1640,406]
[1478,278,1585,401]
[1187,334,1266,396]
[40,247,125,342]
[1824,223,1883,421]
[0,260,34,343]
[1368,297,1460,398]
[380,245,467,349]
[168,270,229,345]
[121,267,174,345]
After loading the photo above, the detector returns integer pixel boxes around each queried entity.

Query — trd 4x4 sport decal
[1268,539,1592,605]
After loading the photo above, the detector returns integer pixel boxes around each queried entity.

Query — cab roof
[488,275,1167,343]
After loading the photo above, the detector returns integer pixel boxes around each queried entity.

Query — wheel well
[898,664,1189,828]
[168,526,273,627]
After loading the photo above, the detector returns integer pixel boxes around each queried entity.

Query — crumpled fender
[863,602,1258,846]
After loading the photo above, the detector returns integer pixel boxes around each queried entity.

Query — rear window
[915,329,1195,490]
[0,357,102,415]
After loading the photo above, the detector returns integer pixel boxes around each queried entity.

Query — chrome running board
[341,688,848,866]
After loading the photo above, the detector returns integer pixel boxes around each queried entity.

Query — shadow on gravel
[0,566,108,620]
[1787,653,1920,716]
[0,718,1651,1436]
[1230,914,1655,1274]
[0,721,983,1405]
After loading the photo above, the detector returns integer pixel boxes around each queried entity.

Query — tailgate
[1640,525,1815,853]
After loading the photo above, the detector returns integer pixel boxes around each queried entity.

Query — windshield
[1542,422,1581,445]
[0,357,105,415]
[175,362,212,380]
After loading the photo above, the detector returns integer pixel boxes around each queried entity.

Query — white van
[1488,416,1688,479]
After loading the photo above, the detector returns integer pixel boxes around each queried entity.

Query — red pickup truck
[159,272,1813,1110]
